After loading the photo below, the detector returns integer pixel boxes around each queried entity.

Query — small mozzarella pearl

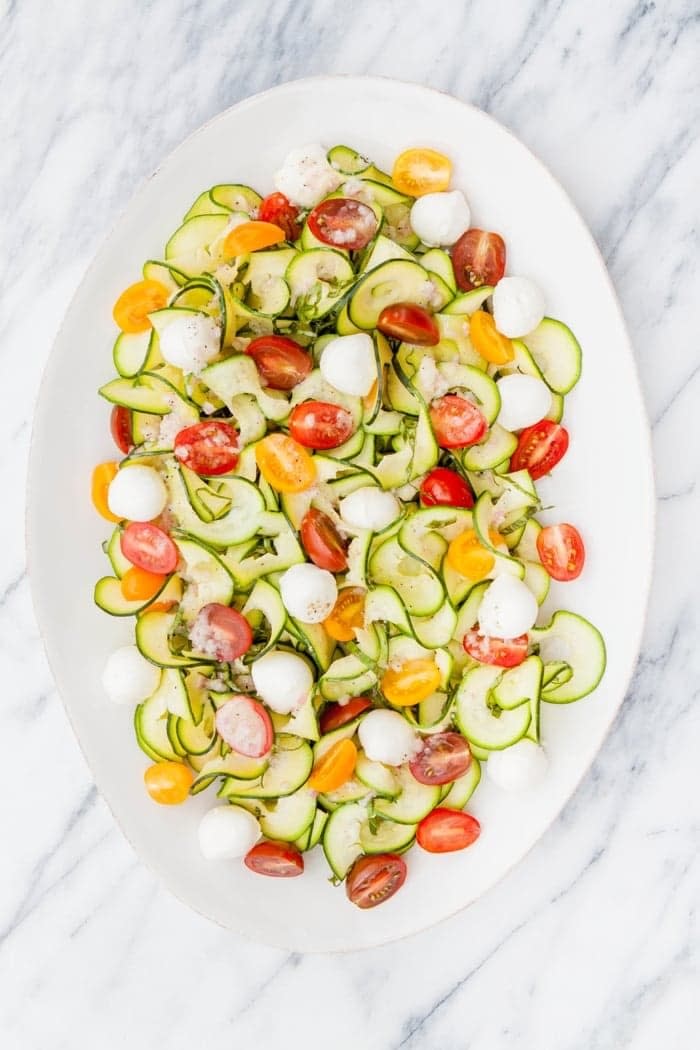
[101,645,160,705]
[198,806,261,860]
[107,465,167,522]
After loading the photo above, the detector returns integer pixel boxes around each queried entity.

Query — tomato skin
[245,335,312,390]
[469,310,514,365]
[307,198,378,250]
[417,809,481,853]
[288,401,355,450]
[346,853,408,909]
[223,220,285,256]
[255,434,316,493]
[324,586,366,642]
[144,761,193,805]
[92,461,121,522]
[120,566,166,601]
[110,406,132,454]
[258,192,301,241]
[463,630,529,668]
[382,658,442,706]
[191,604,253,661]
[173,420,239,476]
[451,229,506,292]
[430,394,488,449]
[420,467,474,508]
[113,279,169,333]
[245,841,304,877]
[319,696,374,734]
[120,522,179,575]
[300,508,348,572]
[308,738,358,792]
[446,529,495,580]
[510,420,569,481]
[377,303,440,346]
[536,524,585,581]
[409,732,472,786]
[392,148,451,196]
[215,695,273,757]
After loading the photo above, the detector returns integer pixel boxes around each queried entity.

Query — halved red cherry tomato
[258,192,301,241]
[420,467,474,508]
[510,420,569,481]
[173,420,239,476]
[430,394,488,449]
[245,335,312,390]
[215,695,273,757]
[417,809,481,853]
[319,696,374,734]
[307,198,378,250]
[120,522,178,574]
[377,303,440,346]
[451,229,506,292]
[191,604,253,661]
[536,523,585,581]
[288,401,355,450]
[300,508,348,572]
[323,586,366,642]
[463,629,528,668]
[346,853,407,910]
[409,732,472,786]
[110,406,132,454]
[245,841,304,877]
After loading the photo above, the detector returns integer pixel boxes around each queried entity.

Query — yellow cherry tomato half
[144,761,193,805]
[446,528,502,580]
[113,279,169,333]
[121,566,167,601]
[223,220,286,257]
[91,461,121,522]
[381,658,442,707]
[255,433,316,493]
[323,586,367,642]
[308,738,358,793]
[469,310,515,365]
[392,148,452,197]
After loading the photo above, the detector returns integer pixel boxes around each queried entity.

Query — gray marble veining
[2,0,699,1047]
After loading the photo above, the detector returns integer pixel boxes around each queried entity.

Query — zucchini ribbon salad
[94,143,605,909]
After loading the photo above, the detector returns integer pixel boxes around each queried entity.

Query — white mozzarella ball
[198,806,261,860]
[496,374,552,431]
[487,740,548,791]
[273,143,343,208]
[107,465,167,522]
[478,575,539,639]
[339,487,401,532]
[159,312,221,374]
[409,190,471,247]
[279,563,337,624]
[251,650,314,714]
[319,334,376,396]
[101,645,160,705]
[358,710,420,767]
[492,276,546,338]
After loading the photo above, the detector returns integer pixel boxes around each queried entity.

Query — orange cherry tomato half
[300,508,348,573]
[377,302,440,346]
[245,335,312,390]
[381,658,442,706]
[469,310,515,365]
[255,433,316,493]
[91,461,121,522]
[451,229,506,292]
[120,566,167,601]
[323,586,366,642]
[258,192,301,241]
[144,761,193,805]
[430,394,488,449]
[392,148,451,196]
[446,529,497,580]
[223,220,286,256]
[307,198,378,250]
[308,738,358,793]
[215,695,273,757]
[536,523,585,581]
[420,467,474,508]
[463,629,529,668]
[245,841,304,877]
[113,279,169,333]
[510,420,569,481]
[110,405,132,454]
[346,853,407,909]
[120,522,179,575]
[416,808,481,853]
[173,420,239,476]
[409,732,472,786]
[319,696,374,734]
[190,604,253,662]
[288,401,355,450]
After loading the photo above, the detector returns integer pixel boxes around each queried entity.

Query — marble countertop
[2,1,698,1047]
